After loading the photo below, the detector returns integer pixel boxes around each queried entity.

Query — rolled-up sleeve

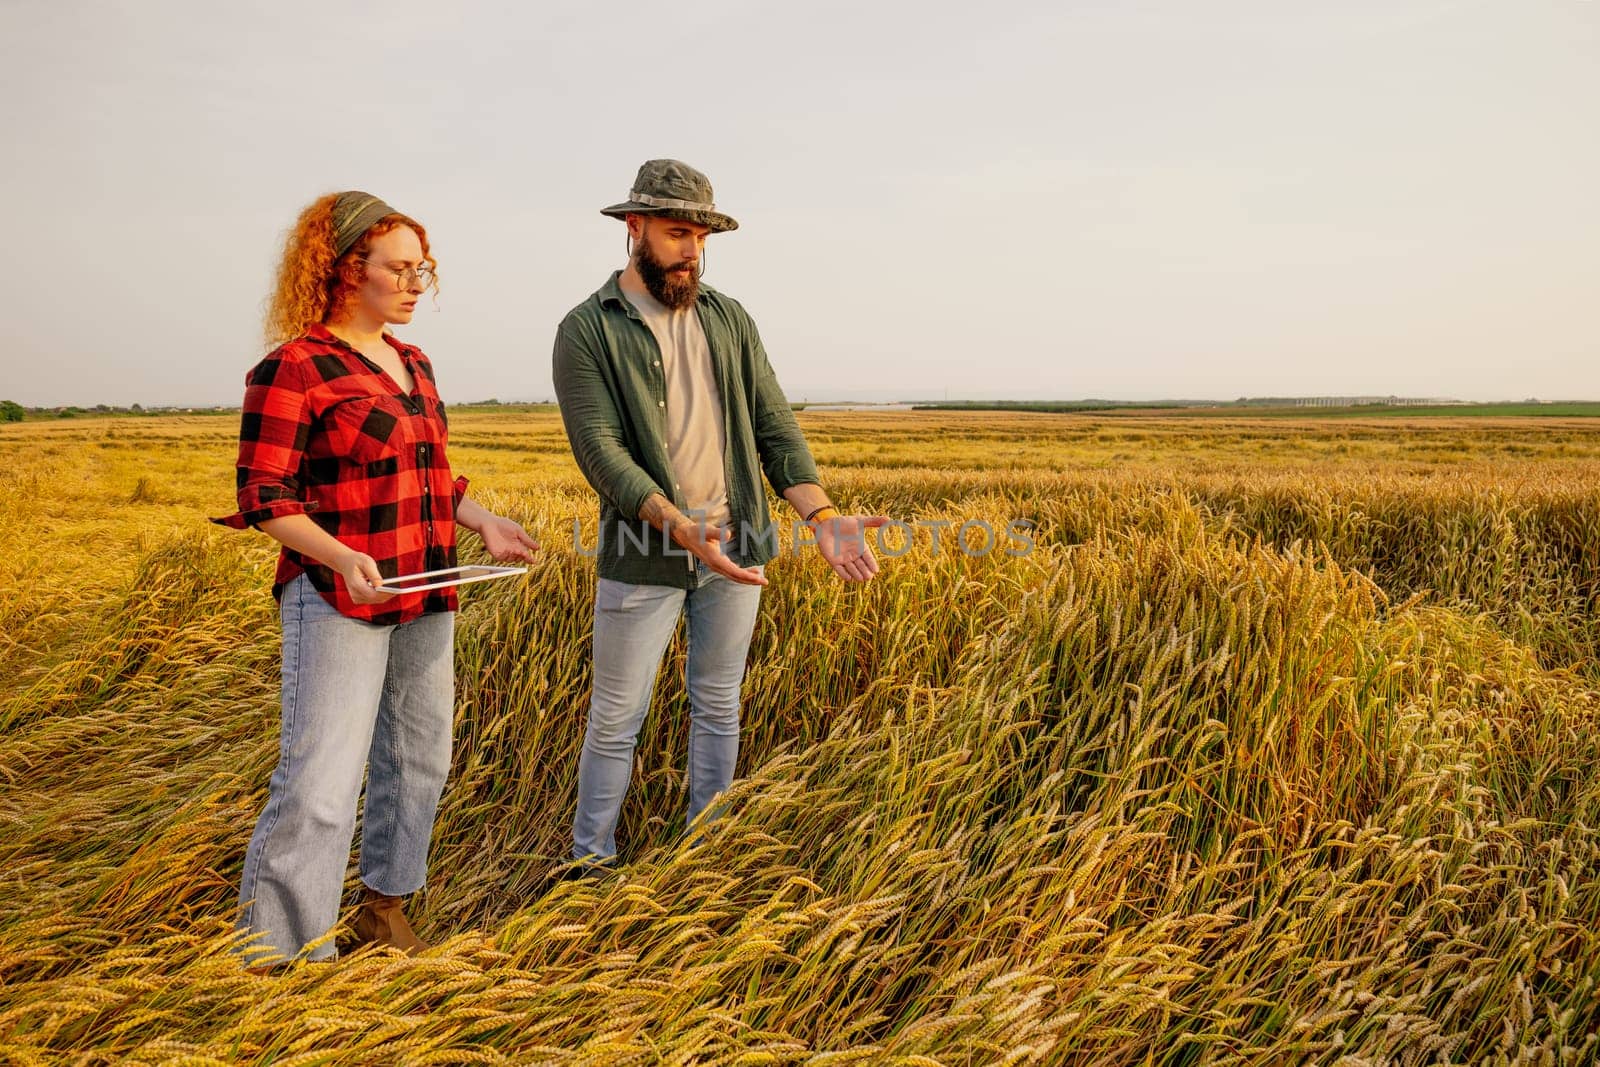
[552,318,663,519]
[745,320,821,495]
[212,355,316,529]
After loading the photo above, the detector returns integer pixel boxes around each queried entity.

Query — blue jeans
[572,562,763,863]
[237,574,455,963]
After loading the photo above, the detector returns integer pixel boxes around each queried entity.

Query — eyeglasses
[359,260,436,291]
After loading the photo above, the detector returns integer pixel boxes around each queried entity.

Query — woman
[215,191,537,965]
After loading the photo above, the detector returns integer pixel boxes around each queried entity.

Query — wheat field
[1,409,1598,1065]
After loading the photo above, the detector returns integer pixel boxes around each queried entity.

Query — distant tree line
[0,401,236,422]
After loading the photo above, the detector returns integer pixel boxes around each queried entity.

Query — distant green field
[1238,402,1600,418]
[7,402,559,422]
[16,400,1596,421]
[910,400,1187,413]
[448,401,559,414]
[913,400,1600,418]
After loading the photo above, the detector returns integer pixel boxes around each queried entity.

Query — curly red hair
[264,193,438,346]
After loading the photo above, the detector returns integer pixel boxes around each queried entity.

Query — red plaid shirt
[214,324,469,624]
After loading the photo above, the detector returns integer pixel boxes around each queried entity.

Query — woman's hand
[332,548,397,605]
[456,496,540,563]
[476,513,540,563]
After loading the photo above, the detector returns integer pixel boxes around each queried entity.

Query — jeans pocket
[282,572,345,626]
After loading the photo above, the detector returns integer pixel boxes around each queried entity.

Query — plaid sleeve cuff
[452,475,469,509]
[211,496,313,530]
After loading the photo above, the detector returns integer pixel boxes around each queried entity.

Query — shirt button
[657,400,665,408]
[654,360,661,367]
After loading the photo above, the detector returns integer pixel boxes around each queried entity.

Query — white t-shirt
[623,286,732,530]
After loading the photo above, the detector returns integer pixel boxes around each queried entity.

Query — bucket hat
[600,159,739,233]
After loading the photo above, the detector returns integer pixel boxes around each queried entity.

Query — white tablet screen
[376,565,526,593]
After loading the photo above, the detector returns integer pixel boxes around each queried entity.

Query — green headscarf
[331,191,397,258]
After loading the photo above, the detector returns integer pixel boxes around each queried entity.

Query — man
[552,159,887,873]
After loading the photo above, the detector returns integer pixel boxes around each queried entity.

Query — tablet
[375,564,528,594]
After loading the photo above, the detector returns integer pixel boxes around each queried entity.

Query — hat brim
[600,202,739,233]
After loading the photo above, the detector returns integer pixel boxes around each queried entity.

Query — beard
[635,237,699,310]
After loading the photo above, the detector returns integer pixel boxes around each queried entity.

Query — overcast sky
[2,0,1596,406]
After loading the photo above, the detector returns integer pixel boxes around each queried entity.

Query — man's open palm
[671,522,768,586]
[814,514,890,583]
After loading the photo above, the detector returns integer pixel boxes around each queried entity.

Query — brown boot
[349,887,428,955]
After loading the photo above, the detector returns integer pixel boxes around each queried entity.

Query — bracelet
[805,505,840,524]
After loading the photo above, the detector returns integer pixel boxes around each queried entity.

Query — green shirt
[552,272,821,588]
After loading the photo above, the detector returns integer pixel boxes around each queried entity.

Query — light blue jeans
[237,574,455,963]
[572,562,764,863]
